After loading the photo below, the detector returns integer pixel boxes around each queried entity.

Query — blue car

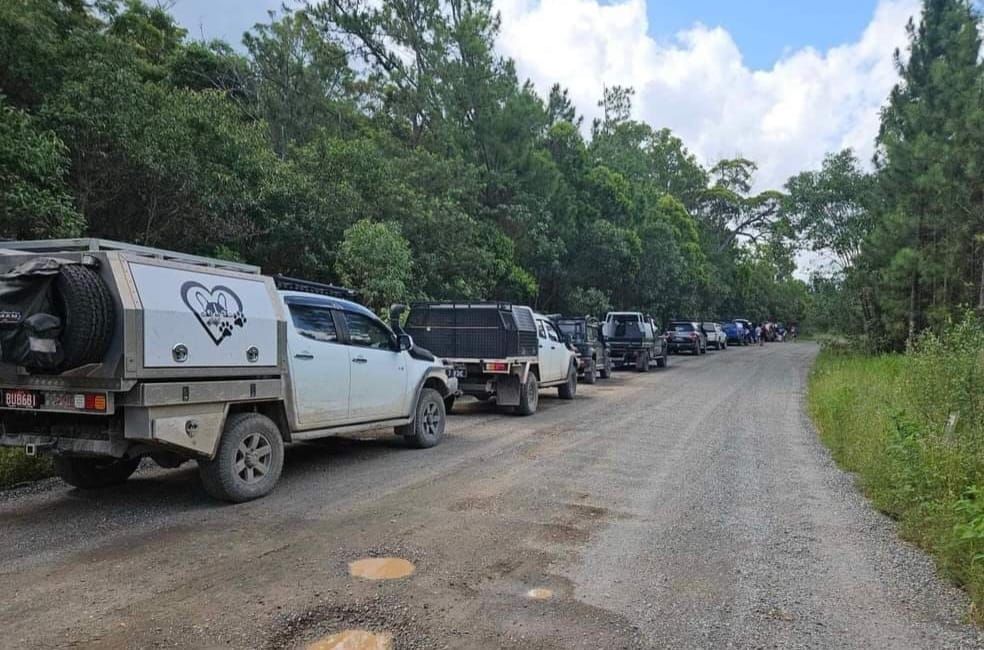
[723,320,750,346]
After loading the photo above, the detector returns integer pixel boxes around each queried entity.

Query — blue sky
[646,0,882,69]
[171,0,885,71]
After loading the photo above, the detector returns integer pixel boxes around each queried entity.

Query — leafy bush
[809,313,984,618]
[0,448,53,488]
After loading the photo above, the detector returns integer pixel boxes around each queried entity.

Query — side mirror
[397,333,413,351]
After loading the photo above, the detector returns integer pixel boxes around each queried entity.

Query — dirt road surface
[2,343,981,649]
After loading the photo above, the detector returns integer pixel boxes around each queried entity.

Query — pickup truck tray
[406,302,538,359]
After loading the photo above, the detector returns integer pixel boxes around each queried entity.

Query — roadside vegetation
[0,449,52,488]
[809,315,984,617]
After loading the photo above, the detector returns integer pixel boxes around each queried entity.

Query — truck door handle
[352,356,368,364]
[294,352,314,360]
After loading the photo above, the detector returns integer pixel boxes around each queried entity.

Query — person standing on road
[755,324,764,346]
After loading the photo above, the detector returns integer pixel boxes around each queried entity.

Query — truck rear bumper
[0,433,130,458]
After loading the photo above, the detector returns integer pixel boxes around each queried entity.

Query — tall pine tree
[874,0,983,343]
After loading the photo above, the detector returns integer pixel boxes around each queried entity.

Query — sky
[170,0,929,275]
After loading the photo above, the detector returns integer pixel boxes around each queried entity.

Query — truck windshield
[557,321,584,342]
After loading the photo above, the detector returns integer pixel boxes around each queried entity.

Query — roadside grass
[0,448,53,488]
[808,314,984,620]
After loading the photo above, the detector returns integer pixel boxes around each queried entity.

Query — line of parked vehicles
[0,240,772,502]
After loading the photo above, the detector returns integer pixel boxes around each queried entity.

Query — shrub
[809,312,984,617]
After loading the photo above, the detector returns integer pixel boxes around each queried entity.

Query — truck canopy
[405,302,538,359]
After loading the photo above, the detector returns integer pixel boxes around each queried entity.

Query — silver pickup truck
[0,239,456,501]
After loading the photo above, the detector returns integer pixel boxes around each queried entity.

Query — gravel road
[1,342,981,649]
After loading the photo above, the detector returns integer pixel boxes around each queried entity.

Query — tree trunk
[908,271,918,345]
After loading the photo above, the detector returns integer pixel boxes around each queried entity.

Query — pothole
[348,557,415,580]
[305,630,393,650]
[526,588,553,600]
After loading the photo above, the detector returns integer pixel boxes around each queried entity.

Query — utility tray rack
[272,275,360,302]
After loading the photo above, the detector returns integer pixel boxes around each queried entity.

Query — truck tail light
[484,362,509,373]
[83,393,107,411]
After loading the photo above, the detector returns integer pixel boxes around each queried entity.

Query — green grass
[808,314,984,621]
[0,447,53,488]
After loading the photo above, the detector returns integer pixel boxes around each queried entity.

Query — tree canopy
[0,0,810,324]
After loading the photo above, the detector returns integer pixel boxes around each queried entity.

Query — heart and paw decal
[180,281,247,345]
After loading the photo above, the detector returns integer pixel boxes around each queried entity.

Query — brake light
[484,362,509,373]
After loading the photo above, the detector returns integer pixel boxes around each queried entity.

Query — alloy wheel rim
[422,401,441,437]
[235,433,272,484]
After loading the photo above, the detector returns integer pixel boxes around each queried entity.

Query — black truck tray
[406,302,538,359]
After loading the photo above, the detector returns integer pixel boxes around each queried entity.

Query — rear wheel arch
[227,401,291,443]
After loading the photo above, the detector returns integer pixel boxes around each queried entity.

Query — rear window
[669,323,694,332]
[557,321,585,341]
[612,315,638,325]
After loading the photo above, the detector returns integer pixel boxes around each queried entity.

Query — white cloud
[494,0,919,194]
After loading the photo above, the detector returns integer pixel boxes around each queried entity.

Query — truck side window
[537,320,547,339]
[288,304,337,343]
[343,312,395,350]
[545,323,560,342]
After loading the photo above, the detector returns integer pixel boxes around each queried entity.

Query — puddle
[349,557,415,580]
[527,588,553,600]
[305,630,393,650]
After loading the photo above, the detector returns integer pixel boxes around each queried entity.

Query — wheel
[582,358,597,384]
[198,413,284,503]
[701,343,707,354]
[516,373,539,415]
[656,351,668,368]
[692,342,700,356]
[50,264,115,371]
[53,455,140,489]
[558,364,577,399]
[443,395,456,414]
[715,341,721,350]
[402,388,446,449]
[599,356,612,379]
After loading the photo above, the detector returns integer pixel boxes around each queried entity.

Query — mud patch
[349,558,415,581]
[305,630,392,650]
[447,494,498,513]
[533,522,590,544]
[266,598,435,650]
[566,503,608,519]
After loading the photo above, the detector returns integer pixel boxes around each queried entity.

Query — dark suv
[666,321,707,355]
[555,316,611,384]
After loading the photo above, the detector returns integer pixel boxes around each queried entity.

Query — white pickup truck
[0,239,456,501]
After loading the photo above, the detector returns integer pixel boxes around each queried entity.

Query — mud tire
[199,413,284,503]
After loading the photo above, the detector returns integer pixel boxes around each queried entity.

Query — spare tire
[53,264,114,369]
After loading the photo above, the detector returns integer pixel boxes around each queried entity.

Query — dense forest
[0,0,980,345]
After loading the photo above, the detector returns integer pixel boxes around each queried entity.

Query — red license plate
[3,389,41,409]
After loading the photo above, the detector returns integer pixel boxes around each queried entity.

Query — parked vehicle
[602,312,669,371]
[0,239,457,502]
[722,321,748,346]
[554,316,611,383]
[404,302,578,416]
[734,319,754,344]
[666,321,706,355]
[701,322,728,350]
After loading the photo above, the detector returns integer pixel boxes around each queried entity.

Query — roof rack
[0,238,260,274]
[273,275,360,301]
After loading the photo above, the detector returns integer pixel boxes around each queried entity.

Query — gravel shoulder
[0,342,980,649]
